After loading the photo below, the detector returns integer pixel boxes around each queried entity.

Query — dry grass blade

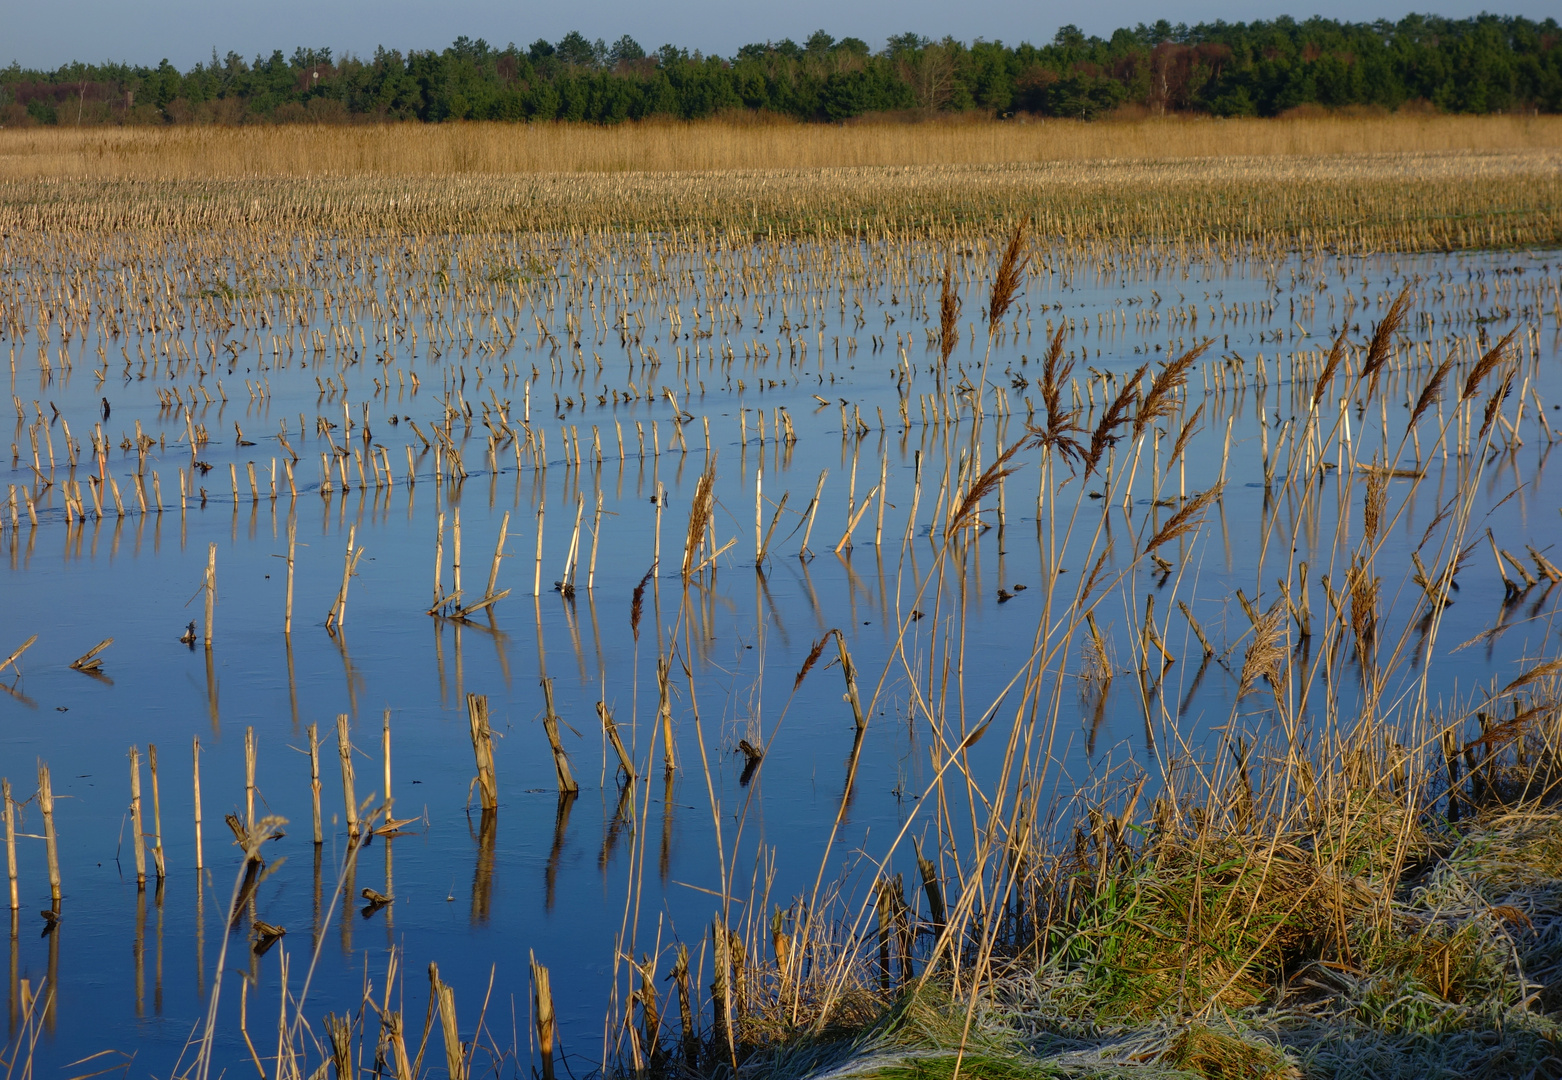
[1461,327,1517,401]
[1144,483,1222,556]
[945,441,1024,538]
[1134,340,1210,442]
[938,256,960,365]
[987,219,1029,327]
[1084,365,1148,477]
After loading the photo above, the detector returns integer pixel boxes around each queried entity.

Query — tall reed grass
[3,114,1560,180]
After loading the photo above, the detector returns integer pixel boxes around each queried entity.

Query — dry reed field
[4,116,1562,1080]
[2,116,1559,252]
[4,114,1561,179]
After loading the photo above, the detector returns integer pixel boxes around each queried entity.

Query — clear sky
[7,0,1557,70]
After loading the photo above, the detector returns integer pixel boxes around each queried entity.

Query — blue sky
[7,0,1556,70]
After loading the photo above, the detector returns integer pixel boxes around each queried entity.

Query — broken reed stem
[327,524,358,635]
[148,743,165,881]
[539,678,578,794]
[38,762,59,903]
[534,503,545,597]
[382,708,393,817]
[192,736,203,871]
[0,635,38,679]
[484,511,510,600]
[203,543,216,648]
[657,654,677,775]
[337,714,358,841]
[244,726,256,832]
[562,494,585,590]
[430,963,466,1080]
[653,482,663,570]
[452,507,463,599]
[531,951,557,1080]
[308,723,322,845]
[800,469,828,556]
[2,779,15,911]
[596,702,637,783]
[284,517,296,635]
[434,511,446,606]
[130,746,147,888]
[587,489,603,590]
[835,631,867,733]
[467,693,498,811]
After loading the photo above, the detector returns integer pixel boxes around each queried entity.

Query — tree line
[4,14,1560,127]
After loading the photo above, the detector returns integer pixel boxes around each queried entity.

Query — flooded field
[2,226,1561,1076]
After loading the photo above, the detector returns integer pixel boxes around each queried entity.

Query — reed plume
[1143,483,1222,556]
[1408,355,1455,428]
[1166,402,1205,470]
[1359,284,1413,402]
[680,459,717,580]
[1311,324,1351,410]
[1238,601,1288,699]
[1477,368,1516,442]
[945,442,1023,538]
[1079,543,1114,606]
[630,568,653,641]
[1363,471,1388,548]
[1026,324,1083,464]
[987,220,1029,328]
[1083,365,1148,477]
[793,633,831,692]
[1134,341,1209,443]
[1461,328,1517,401]
[938,257,960,365]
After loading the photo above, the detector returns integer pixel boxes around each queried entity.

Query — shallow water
[1,235,1560,1073]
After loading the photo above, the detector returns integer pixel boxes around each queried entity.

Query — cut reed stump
[147,744,165,880]
[3,778,17,910]
[37,762,59,903]
[656,655,677,775]
[129,746,147,888]
[336,714,358,841]
[466,693,498,811]
[531,951,557,1080]
[539,678,578,793]
[203,544,216,648]
[429,963,466,1080]
[307,723,322,845]
[325,524,364,636]
[636,953,663,1064]
[596,701,636,783]
[192,736,204,871]
[834,630,866,733]
[671,944,696,1063]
